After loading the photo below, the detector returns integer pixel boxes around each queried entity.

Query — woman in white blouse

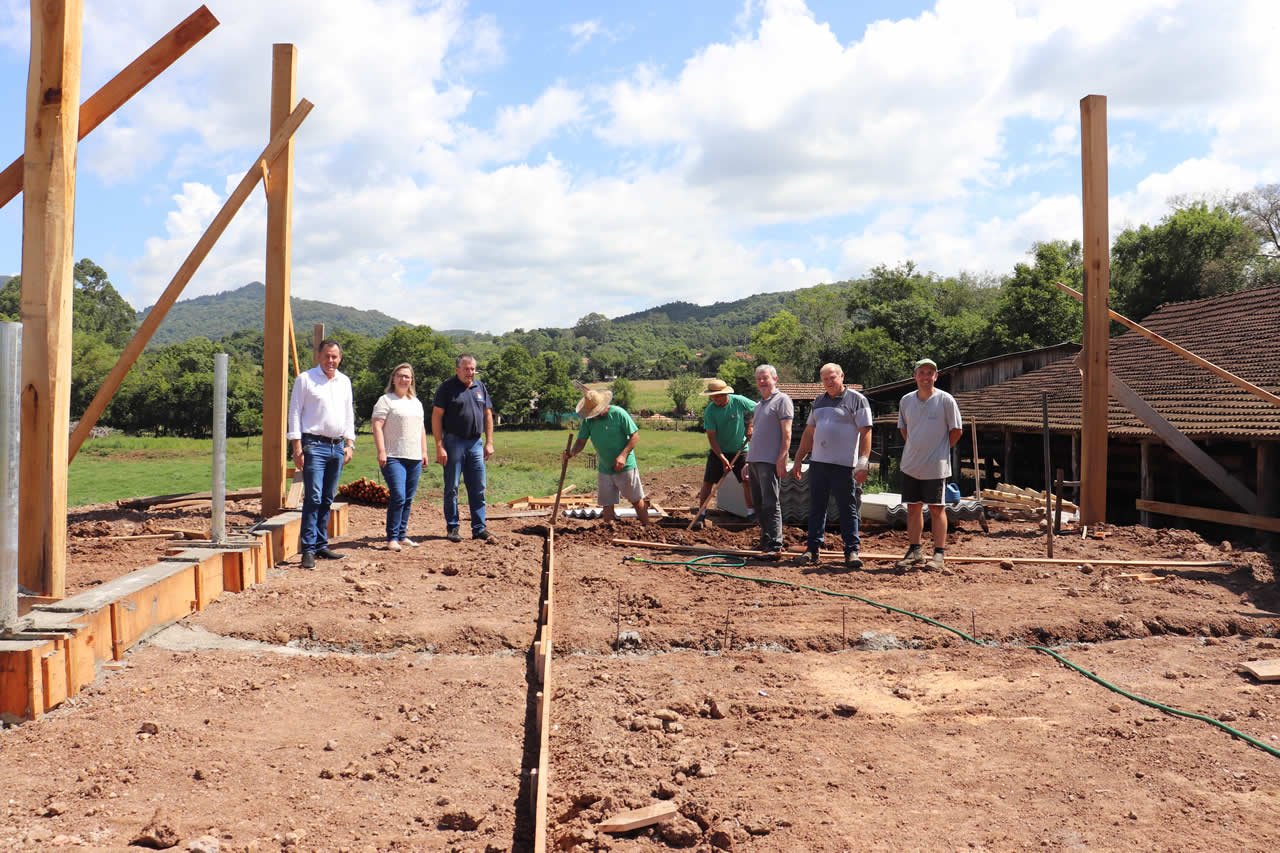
[371,363,429,551]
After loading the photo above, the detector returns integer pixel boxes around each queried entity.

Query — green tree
[1111,202,1262,319]
[667,373,703,416]
[485,344,542,421]
[717,357,755,399]
[536,350,576,417]
[985,240,1084,355]
[73,259,136,347]
[609,376,636,412]
[749,310,806,371]
[357,325,453,421]
[833,327,910,388]
[654,344,693,378]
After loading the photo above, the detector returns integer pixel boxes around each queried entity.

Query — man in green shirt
[694,379,755,526]
[563,388,650,524]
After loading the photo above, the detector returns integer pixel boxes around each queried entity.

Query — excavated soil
[1,464,1278,852]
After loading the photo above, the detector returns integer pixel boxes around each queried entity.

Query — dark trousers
[806,461,861,555]
[301,437,344,553]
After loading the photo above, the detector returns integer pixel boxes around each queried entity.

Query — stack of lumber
[506,486,594,511]
[337,477,389,505]
[980,485,1077,521]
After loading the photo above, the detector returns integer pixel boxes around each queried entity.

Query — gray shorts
[598,469,646,506]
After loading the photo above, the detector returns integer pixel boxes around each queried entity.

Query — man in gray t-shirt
[746,364,793,556]
[895,358,963,572]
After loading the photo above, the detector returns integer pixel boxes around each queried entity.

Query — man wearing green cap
[895,358,962,571]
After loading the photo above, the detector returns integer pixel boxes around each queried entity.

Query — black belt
[303,433,344,444]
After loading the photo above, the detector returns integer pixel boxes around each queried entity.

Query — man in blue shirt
[432,354,496,543]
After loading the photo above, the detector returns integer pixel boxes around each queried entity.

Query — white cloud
[568,19,612,52]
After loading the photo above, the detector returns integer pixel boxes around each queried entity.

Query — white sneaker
[387,540,401,552]
[399,538,419,548]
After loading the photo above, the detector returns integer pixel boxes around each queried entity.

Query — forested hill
[140,282,407,347]
[612,291,789,326]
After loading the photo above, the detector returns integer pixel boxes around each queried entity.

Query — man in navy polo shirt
[432,354,496,543]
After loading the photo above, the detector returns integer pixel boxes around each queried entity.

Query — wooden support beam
[1109,372,1258,514]
[1056,282,1280,409]
[1136,499,1280,534]
[19,0,84,598]
[1079,94,1110,525]
[67,98,314,461]
[1139,440,1154,527]
[1002,428,1013,486]
[261,43,298,517]
[1257,442,1278,546]
[0,5,218,209]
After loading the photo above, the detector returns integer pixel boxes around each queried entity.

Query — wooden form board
[0,533,270,721]
[532,527,555,853]
[19,0,84,598]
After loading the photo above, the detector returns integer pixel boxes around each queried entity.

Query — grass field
[586,378,710,416]
[69,429,709,508]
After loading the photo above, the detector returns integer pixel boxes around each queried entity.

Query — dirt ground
[2,465,1278,852]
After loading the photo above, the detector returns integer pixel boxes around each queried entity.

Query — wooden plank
[1112,375,1258,513]
[111,564,198,656]
[41,645,68,712]
[598,802,679,834]
[262,43,298,517]
[19,0,84,598]
[67,98,315,462]
[0,6,219,209]
[1056,282,1280,409]
[1238,660,1280,682]
[1136,499,1280,533]
[117,485,261,510]
[1079,93,1109,525]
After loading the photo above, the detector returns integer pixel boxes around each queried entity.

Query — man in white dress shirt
[287,339,356,568]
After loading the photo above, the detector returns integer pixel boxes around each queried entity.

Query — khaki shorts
[598,469,646,506]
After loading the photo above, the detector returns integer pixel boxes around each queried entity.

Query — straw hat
[575,387,613,419]
[699,378,734,396]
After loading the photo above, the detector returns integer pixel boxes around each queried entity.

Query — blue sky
[1,0,1277,334]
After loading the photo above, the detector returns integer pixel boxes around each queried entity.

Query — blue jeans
[301,437,345,553]
[442,433,486,535]
[381,457,422,541]
[806,461,861,555]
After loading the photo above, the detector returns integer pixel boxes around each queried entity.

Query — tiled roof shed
[949,286,1280,440]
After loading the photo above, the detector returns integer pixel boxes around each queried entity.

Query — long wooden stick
[1055,282,1280,408]
[0,6,219,209]
[550,434,573,529]
[688,448,743,530]
[68,99,315,461]
[610,538,1232,568]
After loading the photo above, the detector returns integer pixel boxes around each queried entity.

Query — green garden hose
[624,554,1280,759]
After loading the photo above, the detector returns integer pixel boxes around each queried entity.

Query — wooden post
[1079,94,1110,525]
[312,323,325,366]
[261,44,297,517]
[19,0,84,598]
[1042,393,1053,557]
[0,6,218,210]
[1002,428,1013,487]
[1257,442,1278,548]
[1071,431,1080,482]
[1139,440,1153,527]
[970,421,982,497]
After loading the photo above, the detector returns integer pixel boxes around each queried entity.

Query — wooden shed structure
[873,287,1280,533]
